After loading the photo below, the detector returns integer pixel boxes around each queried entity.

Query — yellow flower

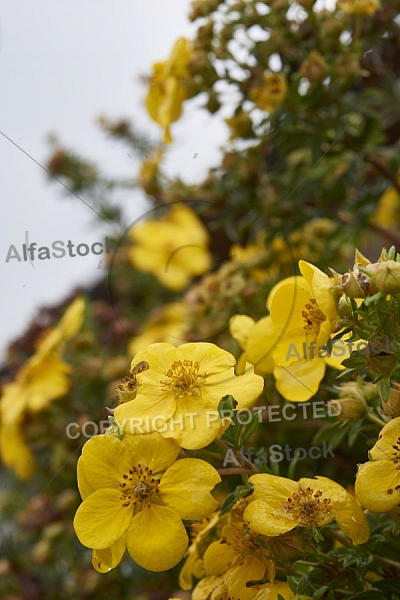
[372,187,400,229]
[0,297,85,478]
[267,262,346,401]
[74,431,221,572]
[146,37,191,144]
[250,73,287,113]
[128,302,188,356]
[114,342,264,449]
[0,424,35,479]
[244,474,370,544]
[229,315,279,376]
[179,511,222,590]
[337,0,380,14]
[203,522,276,600]
[129,204,212,291]
[355,417,400,513]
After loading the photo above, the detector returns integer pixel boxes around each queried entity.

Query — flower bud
[329,396,366,422]
[366,260,400,295]
[339,270,378,298]
[338,296,353,319]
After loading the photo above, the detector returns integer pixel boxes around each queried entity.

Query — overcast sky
[0,0,227,359]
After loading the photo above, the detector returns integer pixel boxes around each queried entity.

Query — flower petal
[159,458,221,519]
[79,435,132,493]
[92,535,126,573]
[355,460,400,512]
[127,503,188,571]
[74,489,133,549]
[123,431,180,474]
[274,359,325,402]
[244,498,295,536]
[225,554,266,600]
[203,538,236,576]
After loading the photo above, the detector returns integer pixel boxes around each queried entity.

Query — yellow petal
[74,489,133,549]
[77,456,93,500]
[161,399,224,450]
[0,423,35,479]
[92,535,126,573]
[114,391,176,435]
[207,363,264,410]
[249,474,299,502]
[274,359,326,402]
[244,499,295,536]
[355,460,400,512]
[159,458,220,519]
[229,315,256,350]
[123,431,180,474]
[79,435,132,493]
[127,503,188,571]
[203,539,236,576]
[269,278,311,331]
[192,576,226,600]
[245,317,279,375]
[370,417,400,461]
[225,555,266,600]
[267,276,303,312]
[252,581,294,600]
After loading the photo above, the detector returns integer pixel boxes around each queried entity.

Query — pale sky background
[0,0,227,359]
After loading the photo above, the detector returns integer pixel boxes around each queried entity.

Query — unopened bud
[339,270,378,298]
[366,260,400,295]
[338,296,353,319]
[329,396,366,422]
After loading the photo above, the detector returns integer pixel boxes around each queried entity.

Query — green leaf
[219,483,253,516]
[312,527,324,543]
[240,410,260,446]
[378,377,390,401]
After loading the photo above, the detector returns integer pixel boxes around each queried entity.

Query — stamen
[283,487,332,527]
[160,359,207,399]
[302,299,326,336]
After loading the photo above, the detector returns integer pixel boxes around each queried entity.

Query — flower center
[161,360,207,399]
[118,464,160,509]
[283,487,332,527]
[302,299,326,338]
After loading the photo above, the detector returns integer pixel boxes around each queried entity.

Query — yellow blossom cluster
[0,297,85,478]
[129,204,212,291]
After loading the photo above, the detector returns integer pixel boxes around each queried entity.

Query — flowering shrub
[1,1,400,599]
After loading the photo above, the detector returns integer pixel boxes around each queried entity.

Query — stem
[217,467,253,475]
[214,438,258,473]
[374,556,400,570]
[327,529,353,548]
[366,411,388,428]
